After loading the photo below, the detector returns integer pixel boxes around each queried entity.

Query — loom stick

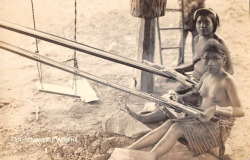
[0,40,204,118]
[0,19,193,87]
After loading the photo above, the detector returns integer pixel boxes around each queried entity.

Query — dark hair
[202,39,226,59]
[193,8,220,32]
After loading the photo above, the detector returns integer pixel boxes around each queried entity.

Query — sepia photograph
[0,0,249,159]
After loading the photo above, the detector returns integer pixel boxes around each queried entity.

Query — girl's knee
[168,123,183,137]
[161,119,173,127]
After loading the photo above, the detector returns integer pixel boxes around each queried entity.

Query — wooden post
[136,18,155,93]
[130,0,166,93]
[130,0,166,19]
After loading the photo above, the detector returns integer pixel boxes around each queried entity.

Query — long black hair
[193,8,220,32]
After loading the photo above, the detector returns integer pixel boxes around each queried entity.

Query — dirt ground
[0,0,249,160]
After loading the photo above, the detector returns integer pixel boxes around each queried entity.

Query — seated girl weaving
[126,8,235,123]
[126,39,245,159]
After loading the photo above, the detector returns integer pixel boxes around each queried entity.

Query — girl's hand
[198,106,216,122]
[214,105,234,118]
[176,95,184,104]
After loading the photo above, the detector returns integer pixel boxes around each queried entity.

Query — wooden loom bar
[0,19,194,87]
[0,40,203,117]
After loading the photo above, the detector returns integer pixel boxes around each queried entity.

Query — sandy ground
[0,0,249,159]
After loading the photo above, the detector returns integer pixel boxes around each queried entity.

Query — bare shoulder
[200,72,209,81]
[213,34,226,45]
[223,72,236,88]
[194,35,200,44]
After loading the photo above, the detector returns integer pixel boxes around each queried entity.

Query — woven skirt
[174,117,234,157]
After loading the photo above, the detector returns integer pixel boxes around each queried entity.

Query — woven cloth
[174,117,234,157]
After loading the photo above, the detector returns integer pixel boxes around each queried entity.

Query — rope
[62,0,78,95]
[72,0,78,95]
[31,0,43,88]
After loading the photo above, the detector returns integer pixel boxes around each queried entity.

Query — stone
[109,148,155,160]
[101,140,111,153]
[225,143,233,155]
[91,140,101,150]
[189,153,219,160]
[89,131,97,140]
[95,131,101,138]
[208,146,220,157]
[118,139,125,146]
[68,147,75,154]
[38,154,51,160]
[88,146,97,154]
[107,148,115,155]
[92,154,108,160]
[102,111,151,138]
[75,147,84,156]
[95,148,101,154]
[86,152,94,158]
[86,137,92,146]
[207,143,233,158]
[80,150,87,156]
[56,152,63,158]
[54,147,63,154]
[106,137,117,145]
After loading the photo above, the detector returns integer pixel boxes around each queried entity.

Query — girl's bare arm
[175,36,200,73]
[175,63,194,73]
[217,37,234,75]
[215,76,244,118]
[177,73,206,103]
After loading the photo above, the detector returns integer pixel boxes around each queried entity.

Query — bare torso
[199,72,231,110]
[192,35,208,80]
